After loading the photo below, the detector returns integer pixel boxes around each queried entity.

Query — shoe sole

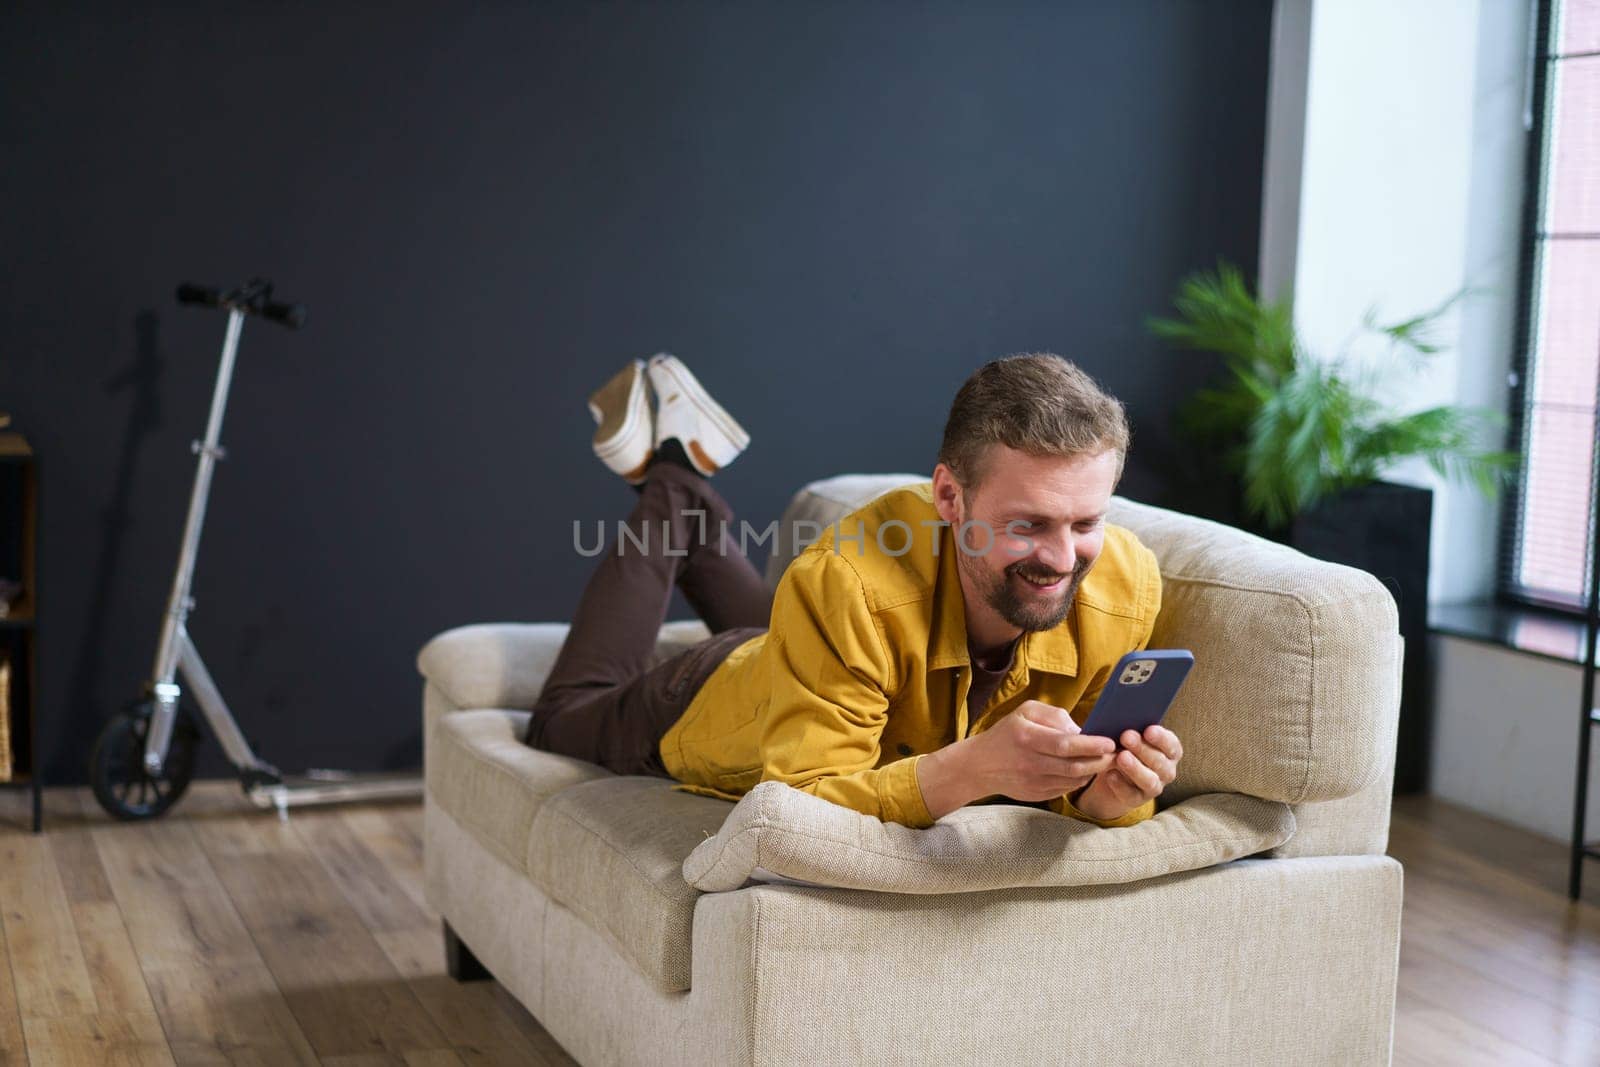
[587,361,652,480]
[648,355,751,469]
[588,361,645,448]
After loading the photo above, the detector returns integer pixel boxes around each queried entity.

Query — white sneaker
[587,359,654,484]
[646,353,750,476]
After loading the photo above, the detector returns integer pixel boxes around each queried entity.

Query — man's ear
[930,463,964,525]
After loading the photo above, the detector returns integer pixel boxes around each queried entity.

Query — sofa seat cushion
[683,781,1295,894]
[428,709,610,874]
[526,777,736,993]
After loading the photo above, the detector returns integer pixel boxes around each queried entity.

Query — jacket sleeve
[1048,541,1164,828]
[757,546,933,828]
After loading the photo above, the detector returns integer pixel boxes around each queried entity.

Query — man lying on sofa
[525,351,1184,829]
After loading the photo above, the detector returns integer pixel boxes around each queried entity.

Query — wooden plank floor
[0,783,573,1066]
[0,785,1592,1065]
[1389,795,1600,1066]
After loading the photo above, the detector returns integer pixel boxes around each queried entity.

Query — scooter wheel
[89,703,199,820]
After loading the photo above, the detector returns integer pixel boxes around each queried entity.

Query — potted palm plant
[1147,262,1517,794]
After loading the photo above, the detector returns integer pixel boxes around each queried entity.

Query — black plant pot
[1286,481,1433,795]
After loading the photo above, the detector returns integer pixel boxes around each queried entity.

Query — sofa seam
[748,890,763,1065]
[1159,571,1396,621]
[1300,594,1320,805]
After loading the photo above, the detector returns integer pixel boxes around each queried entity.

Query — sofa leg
[444,920,492,982]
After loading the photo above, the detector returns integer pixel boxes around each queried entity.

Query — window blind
[1504,0,1600,610]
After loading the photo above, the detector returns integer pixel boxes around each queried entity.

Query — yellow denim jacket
[658,481,1162,829]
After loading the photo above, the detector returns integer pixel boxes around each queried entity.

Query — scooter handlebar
[262,300,308,329]
[175,280,308,329]
[176,283,222,308]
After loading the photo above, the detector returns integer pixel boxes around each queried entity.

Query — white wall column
[1260,0,1532,604]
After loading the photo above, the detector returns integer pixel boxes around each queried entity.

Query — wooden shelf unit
[0,431,43,832]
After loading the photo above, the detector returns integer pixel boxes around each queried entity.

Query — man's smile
[1011,567,1068,592]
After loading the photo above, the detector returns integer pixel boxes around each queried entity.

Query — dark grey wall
[2,1,1270,784]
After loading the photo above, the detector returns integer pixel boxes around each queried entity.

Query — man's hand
[917,700,1117,819]
[1068,725,1184,824]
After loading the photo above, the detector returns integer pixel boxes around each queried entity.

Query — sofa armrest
[417,619,716,713]
[418,622,573,712]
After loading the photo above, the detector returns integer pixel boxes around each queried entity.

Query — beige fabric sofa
[418,473,1404,1066]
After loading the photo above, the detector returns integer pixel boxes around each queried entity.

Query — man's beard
[958,546,1091,633]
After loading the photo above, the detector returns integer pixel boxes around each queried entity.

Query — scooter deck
[243,770,422,813]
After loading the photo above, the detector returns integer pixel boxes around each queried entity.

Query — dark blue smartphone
[1080,649,1194,742]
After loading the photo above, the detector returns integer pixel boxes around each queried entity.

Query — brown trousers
[523,461,772,777]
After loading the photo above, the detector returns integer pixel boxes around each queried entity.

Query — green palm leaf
[1150,263,1519,529]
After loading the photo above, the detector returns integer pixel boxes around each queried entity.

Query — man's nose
[1033,528,1075,574]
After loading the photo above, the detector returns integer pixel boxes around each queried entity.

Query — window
[1504,0,1600,610]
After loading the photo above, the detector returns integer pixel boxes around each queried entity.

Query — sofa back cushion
[1107,497,1399,807]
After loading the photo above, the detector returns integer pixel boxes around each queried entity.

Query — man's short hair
[937,352,1130,488]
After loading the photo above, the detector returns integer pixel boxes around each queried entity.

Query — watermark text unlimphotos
[571,512,1040,558]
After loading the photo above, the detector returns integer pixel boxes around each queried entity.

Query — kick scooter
[89,279,422,820]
